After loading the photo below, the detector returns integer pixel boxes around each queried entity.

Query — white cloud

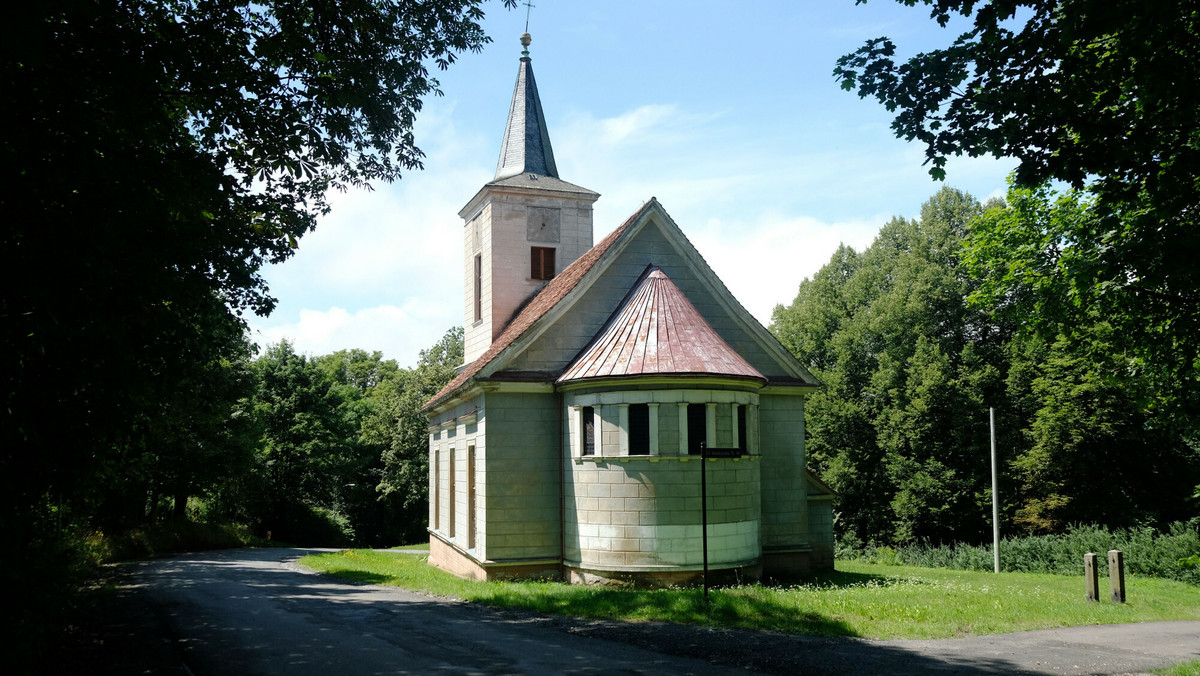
[690,212,884,326]
[244,44,1018,369]
[248,302,457,367]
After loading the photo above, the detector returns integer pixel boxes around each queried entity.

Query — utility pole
[990,407,1000,574]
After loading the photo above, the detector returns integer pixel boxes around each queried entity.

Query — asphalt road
[55,548,1200,675]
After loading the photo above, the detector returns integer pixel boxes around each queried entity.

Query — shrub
[269,503,355,547]
[838,520,1200,584]
[82,520,264,563]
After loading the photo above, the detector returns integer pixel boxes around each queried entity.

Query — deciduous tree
[835,0,1200,382]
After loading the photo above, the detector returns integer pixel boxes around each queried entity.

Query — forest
[771,185,1199,548]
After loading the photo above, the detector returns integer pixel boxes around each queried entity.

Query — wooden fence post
[1108,550,1126,603]
[1084,552,1099,602]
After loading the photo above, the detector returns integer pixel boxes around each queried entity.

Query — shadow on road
[46,548,1179,675]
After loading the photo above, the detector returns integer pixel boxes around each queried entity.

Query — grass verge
[299,552,1200,639]
[388,543,431,551]
[1154,660,1200,676]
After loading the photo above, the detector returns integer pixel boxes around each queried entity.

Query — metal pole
[990,407,1000,574]
[701,442,709,603]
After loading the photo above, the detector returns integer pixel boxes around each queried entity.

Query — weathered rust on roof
[422,202,652,412]
[557,267,766,384]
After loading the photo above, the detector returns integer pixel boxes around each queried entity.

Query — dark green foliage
[252,341,360,528]
[271,503,356,548]
[844,522,1200,585]
[774,185,1200,547]
[82,520,266,564]
[372,327,464,514]
[774,187,1002,545]
[231,331,462,547]
[836,0,1200,401]
[1,1,500,660]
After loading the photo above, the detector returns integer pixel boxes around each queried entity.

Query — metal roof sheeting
[558,267,766,384]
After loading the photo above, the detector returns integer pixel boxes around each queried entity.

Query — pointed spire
[494,33,559,180]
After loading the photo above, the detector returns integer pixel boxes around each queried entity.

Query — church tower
[459,33,600,364]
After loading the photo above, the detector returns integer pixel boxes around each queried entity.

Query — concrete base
[429,535,562,582]
[565,562,761,588]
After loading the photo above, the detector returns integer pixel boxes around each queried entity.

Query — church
[422,33,834,585]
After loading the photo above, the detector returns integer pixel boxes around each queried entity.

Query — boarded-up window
[582,406,595,456]
[467,446,476,550]
[433,448,440,530]
[531,246,555,280]
[473,254,482,322]
[629,404,650,455]
[448,447,456,538]
[737,405,747,452]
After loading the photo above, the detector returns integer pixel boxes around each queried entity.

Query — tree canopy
[2,0,505,652]
[773,186,1199,546]
[834,0,1200,383]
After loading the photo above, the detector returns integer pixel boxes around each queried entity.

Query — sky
[245,0,1018,368]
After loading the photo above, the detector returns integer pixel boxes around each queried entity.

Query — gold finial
[521,0,534,57]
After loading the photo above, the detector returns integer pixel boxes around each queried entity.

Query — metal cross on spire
[523,0,535,33]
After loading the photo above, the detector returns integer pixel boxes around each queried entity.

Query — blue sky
[246,0,1016,367]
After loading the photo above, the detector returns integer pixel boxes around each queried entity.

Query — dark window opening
[531,246,556,280]
[629,404,650,455]
[737,405,747,452]
[582,406,595,456]
[473,254,482,322]
[687,403,706,456]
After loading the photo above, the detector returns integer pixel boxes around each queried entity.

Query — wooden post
[1108,550,1126,603]
[1084,553,1099,602]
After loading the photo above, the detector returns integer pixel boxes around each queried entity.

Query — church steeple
[460,32,598,365]
[494,33,559,180]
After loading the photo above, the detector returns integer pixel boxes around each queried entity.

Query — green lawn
[300,551,1200,639]
[1155,660,1200,676]
[387,543,430,551]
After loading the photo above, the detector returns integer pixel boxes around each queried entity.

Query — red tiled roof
[422,201,651,412]
[557,267,765,384]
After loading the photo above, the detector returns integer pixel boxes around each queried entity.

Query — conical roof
[494,34,558,180]
[558,267,766,384]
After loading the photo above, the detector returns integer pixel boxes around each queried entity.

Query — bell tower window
[531,246,556,280]
[473,254,482,323]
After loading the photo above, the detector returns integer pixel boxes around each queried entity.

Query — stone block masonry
[564,456,761,572]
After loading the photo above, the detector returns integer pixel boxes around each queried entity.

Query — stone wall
[479,390,562,562]
[563,455,762,572]
[807,496,835,571]
[758,394,809,548]
[463,191,594,364]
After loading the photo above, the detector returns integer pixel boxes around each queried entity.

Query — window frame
[530,246,556,280]
[628,403,650,455]
[581,406,596,456]
[473,253,482,323]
